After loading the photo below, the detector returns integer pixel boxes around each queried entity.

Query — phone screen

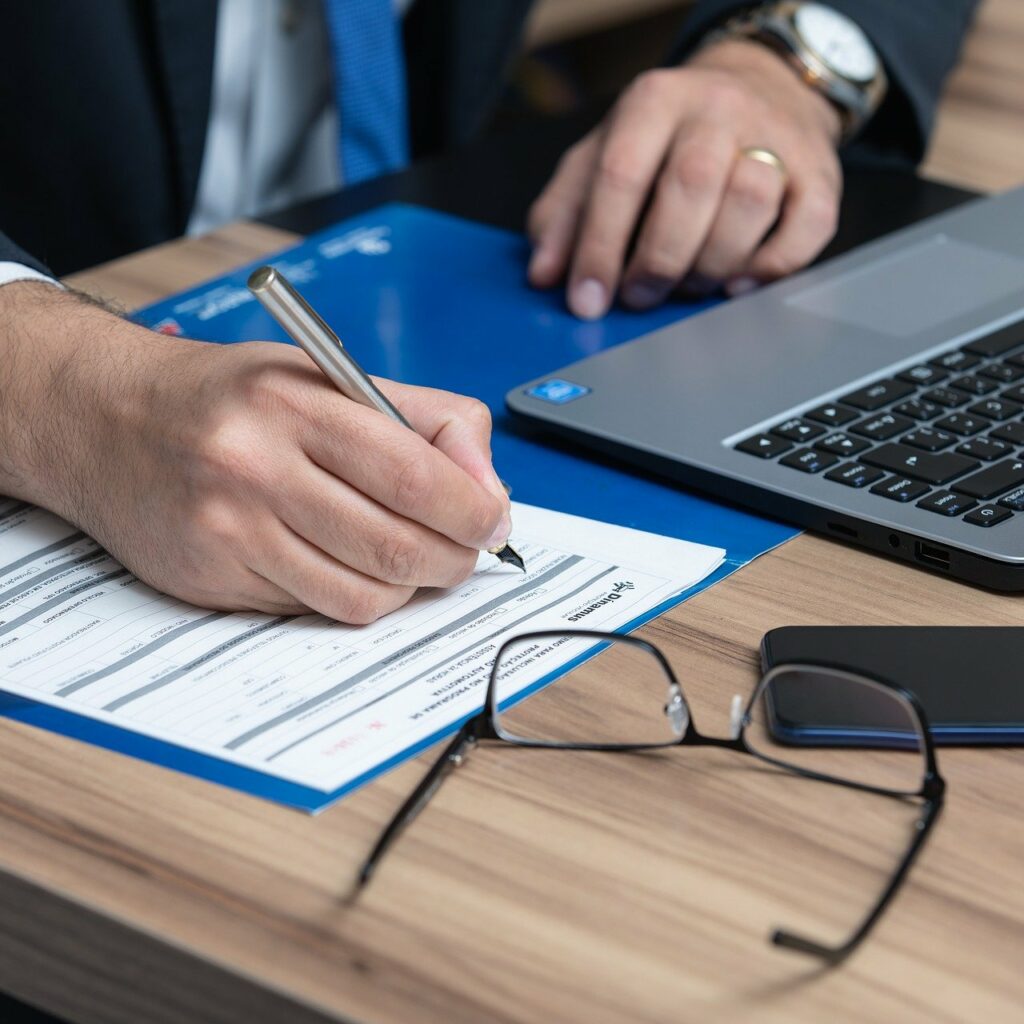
[760,627,1024,746]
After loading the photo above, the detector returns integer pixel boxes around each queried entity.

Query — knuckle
[371,528,424,584]
[627,68,675,105]
[333,588,386,626]
[459,397,492,434]
[596,147,647,194]
[195,419,262,489]
[803,189,840,237]
[389,451,435,511]
[671,148,723,193]
[729,168,780,210]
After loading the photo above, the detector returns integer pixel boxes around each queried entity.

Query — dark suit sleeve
[0,231,54,276]
[672,0,981,165]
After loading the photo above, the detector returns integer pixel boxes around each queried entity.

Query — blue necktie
[323,0,409,185]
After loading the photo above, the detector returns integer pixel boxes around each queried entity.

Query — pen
[247,265,525,572]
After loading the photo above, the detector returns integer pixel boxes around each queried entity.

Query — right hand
[0,285,511,623]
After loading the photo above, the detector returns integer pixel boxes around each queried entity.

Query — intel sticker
[527,378,591,404]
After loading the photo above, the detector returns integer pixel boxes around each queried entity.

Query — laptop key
[989,422,1024,446]
[841,379,914,411]
[917,491,977,517]
[952,459,1024,499]
[934,413,987,436]
[964,504,1014,527]
[921,387,971,408]
[824,462,884,488]
[737,434,792,459]
[772,418,826,442]
[870,476,930,503]
[894,398,940,421]
[962,321,1024,358]
[805,403,858,427]
[930,350,980,372]
[999,486,1024,511]
[978,362,1024,384]
[995,483,1024,507]
[968,398,1023,421]
[1001,384,1024,403]
[902,428,955,452]
[850,413,914,442]
[898,365,947,387]
[957,436,1014,461]
[816,432,870,456]
[779,448,839,473]
[862,444,978,484]
[950,375,998,396]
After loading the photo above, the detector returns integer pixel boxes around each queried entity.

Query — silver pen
[247,266,524,572]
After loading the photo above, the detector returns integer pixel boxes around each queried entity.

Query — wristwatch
[706,2,888,143]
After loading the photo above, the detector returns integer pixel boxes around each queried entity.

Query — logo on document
[527,379,591,404]
[151,317,182,336]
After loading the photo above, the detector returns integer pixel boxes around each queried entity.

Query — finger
[252,520,416,625]
[301,393,509,552]
[691,152,786,283]
[567,72,687,319]
[736,168,841,291]
[619,127,736,309]
[276,462,480,589]
[374,379,508,502]
[527,134,600,289]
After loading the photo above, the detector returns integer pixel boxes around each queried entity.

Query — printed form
[0,499,724,802]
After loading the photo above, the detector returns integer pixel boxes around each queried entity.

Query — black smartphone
[760,626,1024,746]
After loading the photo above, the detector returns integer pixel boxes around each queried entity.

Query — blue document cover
[0,205,797,813]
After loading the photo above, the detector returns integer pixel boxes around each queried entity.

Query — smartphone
[760,626,1024,746]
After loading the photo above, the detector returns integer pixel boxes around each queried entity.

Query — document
[0,498,724,806]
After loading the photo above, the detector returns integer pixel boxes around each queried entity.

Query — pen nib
[490,543,526,572]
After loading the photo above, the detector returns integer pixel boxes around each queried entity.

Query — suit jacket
[0,0,976,278]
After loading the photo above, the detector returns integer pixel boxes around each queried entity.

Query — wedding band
[740,146,788,184]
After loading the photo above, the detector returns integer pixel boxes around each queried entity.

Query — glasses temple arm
[772,795,944,965]
[356,721,477,889]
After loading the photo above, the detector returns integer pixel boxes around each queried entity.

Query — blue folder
[2,204,798,812]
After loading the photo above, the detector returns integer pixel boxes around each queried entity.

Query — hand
[0,285,510,623]
[527,40,844,318]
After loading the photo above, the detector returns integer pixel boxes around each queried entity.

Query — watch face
[795,3,879,83]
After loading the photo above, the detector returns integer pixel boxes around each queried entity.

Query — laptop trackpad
[787,234,1024,338]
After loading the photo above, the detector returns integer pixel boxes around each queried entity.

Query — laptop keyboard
[735,319,1024,527]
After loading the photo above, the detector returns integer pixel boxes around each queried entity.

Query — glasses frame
[358,629,946,965]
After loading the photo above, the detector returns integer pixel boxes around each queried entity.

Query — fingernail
[570,278,608,320]
[726,276,760,297]
[621,281,666,310]
[485,510,513,551]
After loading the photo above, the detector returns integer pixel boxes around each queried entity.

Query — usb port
[827,521,858,539]
[915,541,950,570]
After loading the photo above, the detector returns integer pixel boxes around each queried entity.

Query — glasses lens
[744,666,927,796]
[491,633,686,746]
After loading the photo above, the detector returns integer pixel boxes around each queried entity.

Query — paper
[0,498,723,806]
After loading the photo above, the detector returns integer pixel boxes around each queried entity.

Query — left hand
[527,39,844,318]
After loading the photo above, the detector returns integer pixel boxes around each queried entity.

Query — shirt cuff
[0,262,64,290]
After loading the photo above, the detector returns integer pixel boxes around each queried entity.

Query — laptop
[507,187,1024,590]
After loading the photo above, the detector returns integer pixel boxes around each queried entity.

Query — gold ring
[740,146,788,185]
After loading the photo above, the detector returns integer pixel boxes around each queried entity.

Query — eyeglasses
[356,629,945,965]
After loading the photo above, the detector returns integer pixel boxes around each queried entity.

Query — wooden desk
[5,146,1024,1024]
